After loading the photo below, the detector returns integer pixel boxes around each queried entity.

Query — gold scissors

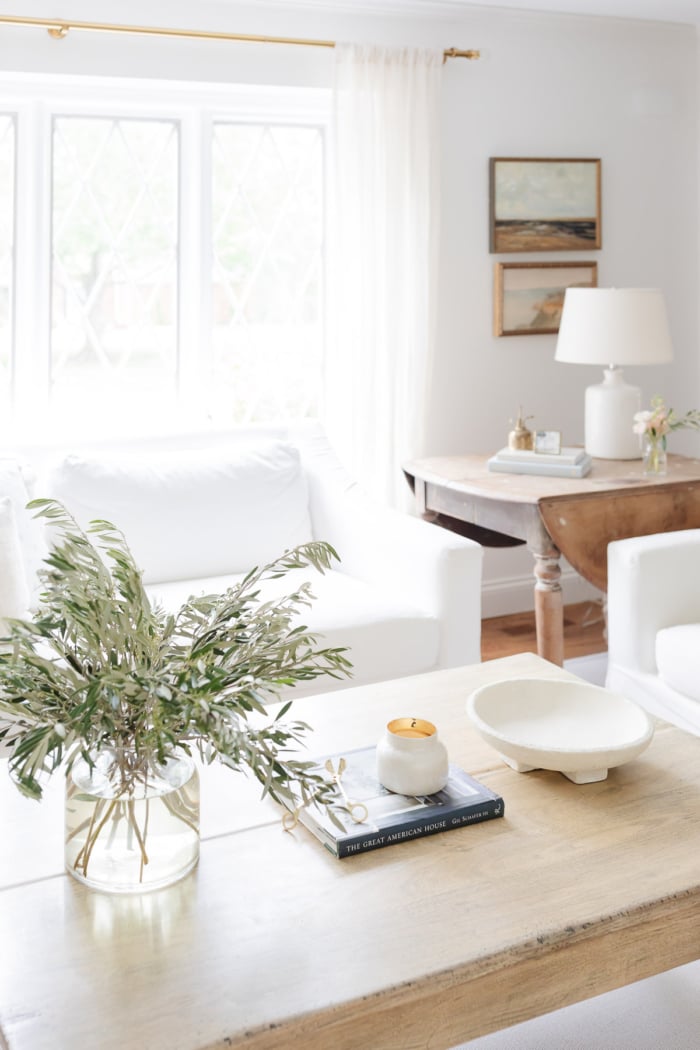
[282,757,369,831]
[324,758,369,824]
[282,802,307,832]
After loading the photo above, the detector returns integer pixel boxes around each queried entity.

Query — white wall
[1,0,697,615]
[433,8,698,613]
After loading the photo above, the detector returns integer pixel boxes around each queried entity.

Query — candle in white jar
[376,717,449,796]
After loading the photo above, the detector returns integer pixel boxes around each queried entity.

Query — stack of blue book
[487,445,592,478]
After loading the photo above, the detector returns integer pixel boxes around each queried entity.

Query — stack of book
[281,745,504,858]
[488,445,592,478]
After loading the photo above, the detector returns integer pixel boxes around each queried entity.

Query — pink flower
[632,396,700,439]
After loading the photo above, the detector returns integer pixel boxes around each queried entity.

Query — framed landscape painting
[494,261,598,337]
[490,158,601,252]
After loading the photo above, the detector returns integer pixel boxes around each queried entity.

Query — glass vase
[642,434,667,476]
[65,746,200,893]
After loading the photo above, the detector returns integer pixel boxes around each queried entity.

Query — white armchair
[0,422,483,708]
[606,529,700,734]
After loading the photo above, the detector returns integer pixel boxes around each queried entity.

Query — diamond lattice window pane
[51,117,178,423]
[211,122,324,423]
[0,115,14,414]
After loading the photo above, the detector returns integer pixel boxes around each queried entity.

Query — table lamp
[555,287,673,459]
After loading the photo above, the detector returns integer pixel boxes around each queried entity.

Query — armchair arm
[607,529,700,675]
[302,440,483,669]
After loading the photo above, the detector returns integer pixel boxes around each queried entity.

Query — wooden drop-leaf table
[403,452,700,665]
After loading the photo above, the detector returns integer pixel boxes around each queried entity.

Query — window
[211,122,324,422]
[51,116,179,417]
[0,77,328,443]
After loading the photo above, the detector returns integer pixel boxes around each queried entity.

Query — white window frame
[0,110,17,409]
[0,73,330,444]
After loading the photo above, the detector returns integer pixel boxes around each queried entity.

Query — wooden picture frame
[494,261,598,337]
[490,158,602,253]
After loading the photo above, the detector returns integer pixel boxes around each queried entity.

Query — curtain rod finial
[443,47,480,62]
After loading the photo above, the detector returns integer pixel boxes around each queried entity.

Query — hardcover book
[488,452,592,478]
[494,445,587,465]
[282,745,504,858]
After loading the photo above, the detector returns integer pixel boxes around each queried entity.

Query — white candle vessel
[376,717,449,796]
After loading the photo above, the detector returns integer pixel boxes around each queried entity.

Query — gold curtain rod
[0,15,479,61]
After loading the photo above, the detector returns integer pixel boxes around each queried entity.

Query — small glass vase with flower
[633,397,700,476]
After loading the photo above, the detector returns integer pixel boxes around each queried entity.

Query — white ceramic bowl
[466,677,654,784]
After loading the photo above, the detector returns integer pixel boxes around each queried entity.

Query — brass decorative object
[508,407,534,451]
[324,759,369,824]
[282,756,369,831]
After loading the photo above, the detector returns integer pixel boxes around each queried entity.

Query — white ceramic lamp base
[584,367,642,460]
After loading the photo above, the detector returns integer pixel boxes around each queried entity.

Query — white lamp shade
[555,288,673,367]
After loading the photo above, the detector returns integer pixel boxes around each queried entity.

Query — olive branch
[0,498,352,824]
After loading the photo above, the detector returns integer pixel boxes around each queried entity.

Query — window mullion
[178,109,211,424]
[12,101,52,440]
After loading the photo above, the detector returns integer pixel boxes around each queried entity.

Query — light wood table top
[2,653,700,1050]
[404,450,700,502]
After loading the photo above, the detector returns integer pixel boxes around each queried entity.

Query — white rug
[454,960,700,1049]
[563,651,608,686]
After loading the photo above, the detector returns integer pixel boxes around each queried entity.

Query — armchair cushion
[46,441,313,584]
[148,567,440,698]
[606,530,700,734]
[656,624,700,702]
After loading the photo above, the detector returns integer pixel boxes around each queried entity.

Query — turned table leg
[533,545,564,666]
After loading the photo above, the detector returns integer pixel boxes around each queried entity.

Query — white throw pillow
[0,497,30,627]
[656,623,700,702]
[46,441,313,584]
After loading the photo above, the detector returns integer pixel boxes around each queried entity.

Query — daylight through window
[1,79,327,442]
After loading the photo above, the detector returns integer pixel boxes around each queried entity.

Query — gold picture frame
[494,261,598,337]
[490,157,602,253]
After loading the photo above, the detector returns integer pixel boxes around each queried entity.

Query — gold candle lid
[387,717,436,739]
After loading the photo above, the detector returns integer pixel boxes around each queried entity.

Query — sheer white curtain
[325,44,443,507]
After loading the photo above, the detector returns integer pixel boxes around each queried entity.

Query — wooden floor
[481,599,607,662]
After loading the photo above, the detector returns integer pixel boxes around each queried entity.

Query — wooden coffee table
[2,652,700,1050]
